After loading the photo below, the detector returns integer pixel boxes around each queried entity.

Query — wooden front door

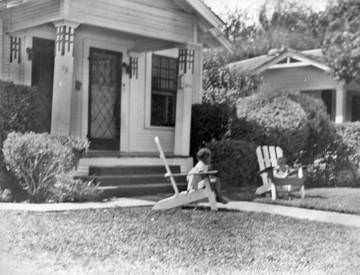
[31,37,55,133]
[88,48,122,150]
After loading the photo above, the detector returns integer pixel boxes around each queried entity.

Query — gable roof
[228,48,330,74]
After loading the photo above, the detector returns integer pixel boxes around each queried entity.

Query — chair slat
[256,147,266,171]
[269,146,278,167]
[276,147,283,159]
[262,146,271,168]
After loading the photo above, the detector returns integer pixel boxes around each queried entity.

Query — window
[151,54,178,127]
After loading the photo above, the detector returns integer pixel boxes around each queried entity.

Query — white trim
[144,50,178,131]
[257,52,331,73]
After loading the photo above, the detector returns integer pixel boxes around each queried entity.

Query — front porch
[1,0,230,161]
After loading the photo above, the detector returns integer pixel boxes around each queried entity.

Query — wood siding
[3,0,61,32]
[68,0,195,44]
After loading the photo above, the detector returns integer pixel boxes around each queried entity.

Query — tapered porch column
[335,81,347,124]
[174,47,195,156]
[51,21,79,135]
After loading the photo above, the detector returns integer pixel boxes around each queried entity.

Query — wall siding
[3,0,61,32]
[68,0,194,44]
[260,66,338,93]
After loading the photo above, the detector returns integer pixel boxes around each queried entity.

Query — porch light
[122,57,138,79]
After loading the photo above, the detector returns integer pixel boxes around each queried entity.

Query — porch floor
[85,151,191,159]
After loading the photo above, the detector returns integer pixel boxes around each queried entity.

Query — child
[273,157,298,178]
[187,148,228,204]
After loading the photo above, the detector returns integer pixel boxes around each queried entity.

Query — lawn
[1,207,359,274]
[223,186,360,215]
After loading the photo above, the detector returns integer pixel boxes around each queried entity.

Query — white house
[228,48,360,123]
[0,0,231,174]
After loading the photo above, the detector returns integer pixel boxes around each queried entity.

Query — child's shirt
[187,160,208,191]
[273,165,290,178]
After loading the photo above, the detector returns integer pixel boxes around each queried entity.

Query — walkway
[1,199,359,228]
[200,201,360,228]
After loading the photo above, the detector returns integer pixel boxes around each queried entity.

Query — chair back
[256,146,283,185]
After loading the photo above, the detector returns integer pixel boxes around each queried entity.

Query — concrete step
[91,174,187,186]
[89,165,181,176]
[98,182,187,197]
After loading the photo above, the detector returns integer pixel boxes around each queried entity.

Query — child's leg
[210,177,228,203]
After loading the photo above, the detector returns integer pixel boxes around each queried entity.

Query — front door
[88,48,122,150]
[31,37,55,133]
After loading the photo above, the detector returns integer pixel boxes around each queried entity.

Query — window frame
[150,54,178,127]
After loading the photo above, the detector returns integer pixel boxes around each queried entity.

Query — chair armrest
[258,167,273,175]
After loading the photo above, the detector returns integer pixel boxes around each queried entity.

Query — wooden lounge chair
[255,145,305,200]
[152,137,218,211]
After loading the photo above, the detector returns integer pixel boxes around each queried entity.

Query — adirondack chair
[255,146,305,200]
[152,137,218,211]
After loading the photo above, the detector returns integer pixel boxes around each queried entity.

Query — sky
[203,0,332,23]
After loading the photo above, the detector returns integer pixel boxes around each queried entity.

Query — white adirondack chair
[255,146,305,200]
[152,137,218,211]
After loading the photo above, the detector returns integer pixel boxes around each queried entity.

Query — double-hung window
[151,54,178,127]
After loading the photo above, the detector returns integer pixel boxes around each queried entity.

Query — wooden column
[335,81,347,124]
[174,47,195,156]
[51,21,79,135]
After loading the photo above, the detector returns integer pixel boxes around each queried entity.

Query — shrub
[232,90,336,165]
[191,103,231,158]
[51,135,90,168]
[335,122,360,167]
[50,174,102,203]
[0,187,12,202]
[233,92,310,162]
[208,140,259,186]
[2,132,73,202]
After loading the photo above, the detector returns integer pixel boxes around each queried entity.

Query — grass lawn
[1,207,359,275]
[223,186,360,215]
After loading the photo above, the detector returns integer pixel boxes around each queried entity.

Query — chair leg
[300,185,305,199]
[204,181,217,211]
[270,183,277,200]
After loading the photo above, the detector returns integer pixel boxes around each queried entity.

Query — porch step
[91,174,187,186]
[85,165,187,198]
[89,165,181,176]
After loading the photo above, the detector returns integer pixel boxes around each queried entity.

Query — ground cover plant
[0,207,359,275]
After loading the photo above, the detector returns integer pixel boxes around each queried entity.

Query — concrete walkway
[1,198,359,228]
[200,201,360,228]
[0,198,155,212]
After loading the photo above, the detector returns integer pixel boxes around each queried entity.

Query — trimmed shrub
[336,122,360,167]
[3,132,74,202]
[51,135,90,168]
[208,140,259,186]
[233,92,310,162]
[50,174,102,203]
[232,90,335,165]
[191,103,231,158]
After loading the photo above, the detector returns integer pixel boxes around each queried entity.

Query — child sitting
[187,148,228,204]
[273,157,298,179]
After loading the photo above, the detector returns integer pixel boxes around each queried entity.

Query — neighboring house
[228,48,360,123]
[0,0,231,173]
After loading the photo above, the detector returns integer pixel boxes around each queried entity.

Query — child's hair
[277,157,288,166]
[196,148,211,162]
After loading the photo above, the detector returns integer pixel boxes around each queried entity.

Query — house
[0,0,231,180]
[228,48,360,123]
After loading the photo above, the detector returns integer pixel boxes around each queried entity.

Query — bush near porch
[2,132,95,203]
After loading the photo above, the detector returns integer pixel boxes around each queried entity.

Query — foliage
[232,91,310,162]
[2,132,74,202]
[0,81,43,167]
[208,140,259,186]
[190,103,231,158]
[322,0,360,83]
[202,51,262,105]
[335,122,360,168]
[50,173,102,203]
[0,187,12,202]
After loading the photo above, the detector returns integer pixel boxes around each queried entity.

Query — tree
[322,0,360,83]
